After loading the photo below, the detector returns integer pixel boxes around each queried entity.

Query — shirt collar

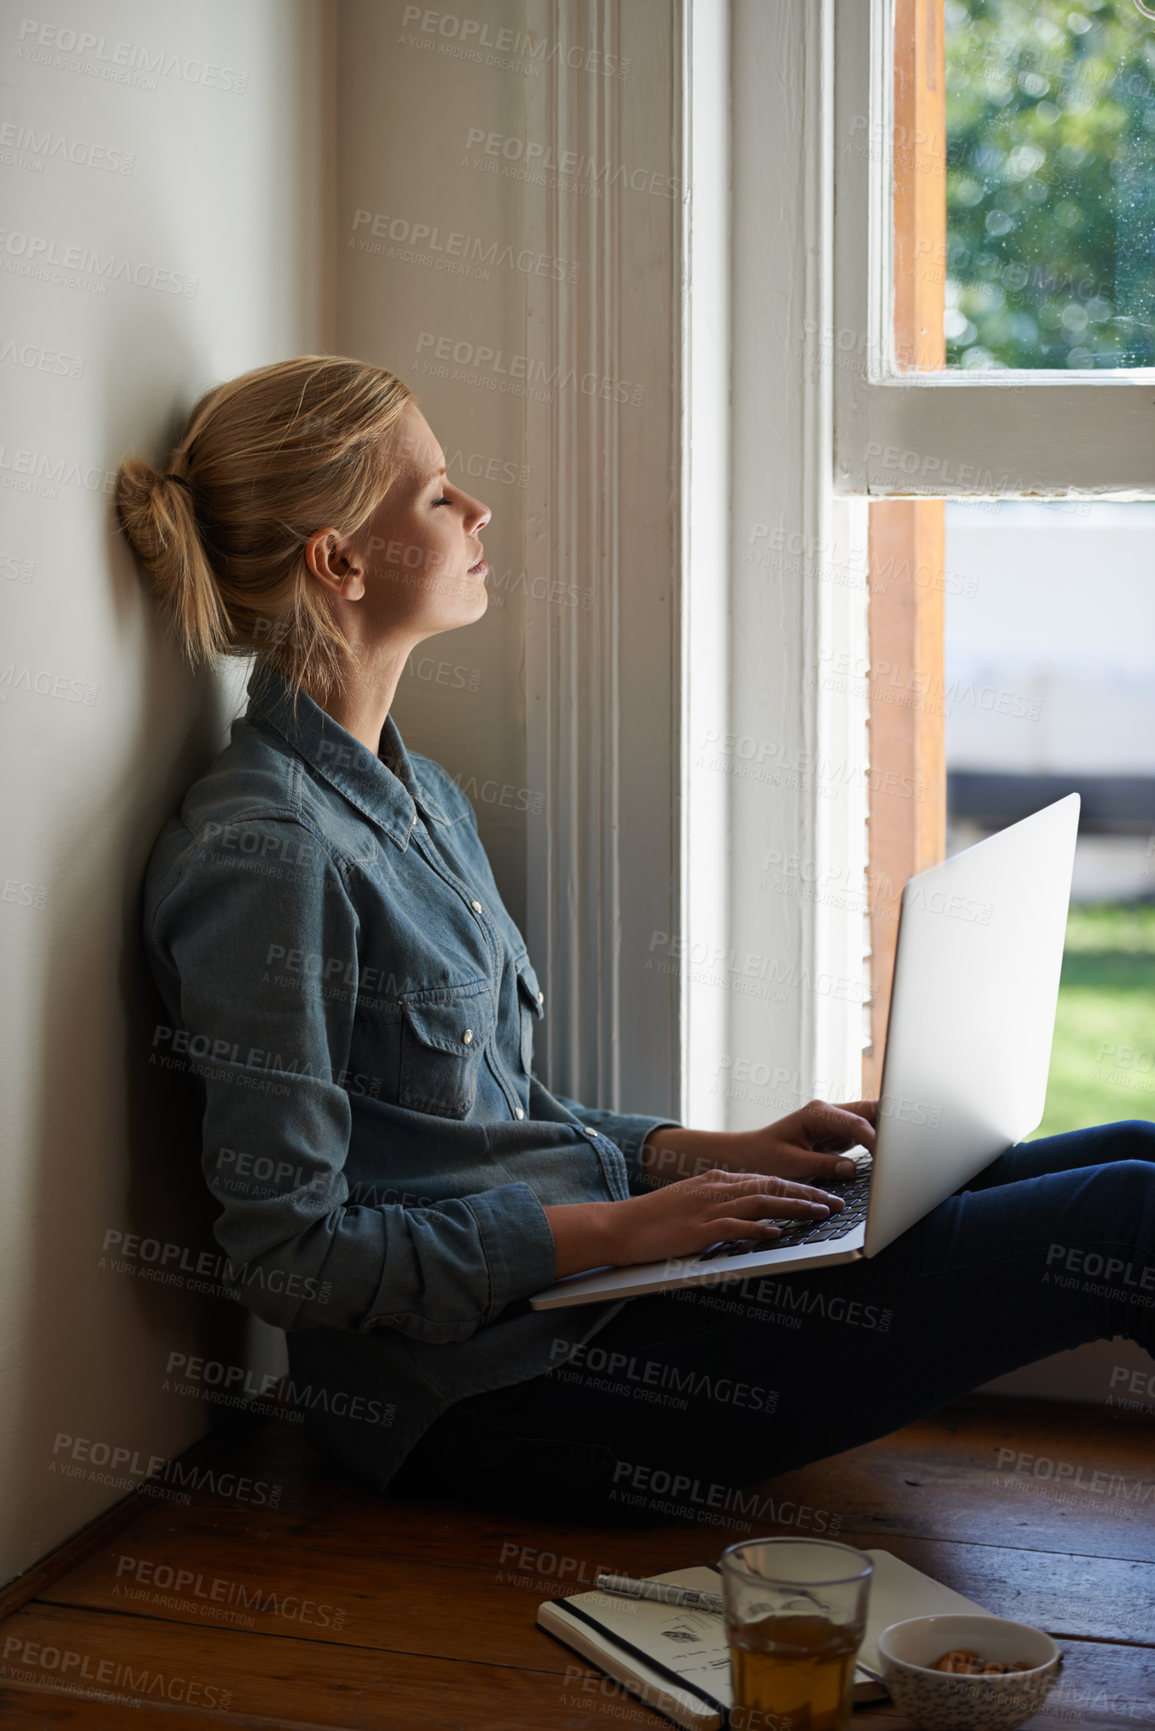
[243,663,451,847]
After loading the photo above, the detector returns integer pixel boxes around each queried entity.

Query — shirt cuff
[625,1115,684,1193]
[465,1180,559,1319]
[554,1099,684,1193]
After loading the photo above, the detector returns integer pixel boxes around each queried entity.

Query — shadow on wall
[16,473,253,1522]
[116,492,256,1390]
[120,386,255,1379]
[121,894,249,1377]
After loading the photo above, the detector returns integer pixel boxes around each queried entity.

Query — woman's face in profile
[358,400,492,642]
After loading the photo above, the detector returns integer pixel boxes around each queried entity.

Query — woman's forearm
[543,1132,743,1277]
[640,1124,747,1186]
[541,1201,619,1277]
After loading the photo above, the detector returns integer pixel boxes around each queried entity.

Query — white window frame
[522,0,687,1123]
[721,0,870,1122]
[522,0,886,1129]
[833,0,1155,500]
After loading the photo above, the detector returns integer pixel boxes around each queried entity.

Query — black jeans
[389,1120,1155,1525]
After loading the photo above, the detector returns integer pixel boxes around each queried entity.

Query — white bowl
[876,1614,1061,1731]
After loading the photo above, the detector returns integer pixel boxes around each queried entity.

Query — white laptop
[530,793,1080,1311]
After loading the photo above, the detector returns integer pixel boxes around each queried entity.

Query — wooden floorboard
[0,1395,1150,1729]
[842,1531,1155,1647]
[40,1521,1155,1659]
[756,1396,1155,1554]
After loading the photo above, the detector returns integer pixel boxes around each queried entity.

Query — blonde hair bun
[115,355,413,704]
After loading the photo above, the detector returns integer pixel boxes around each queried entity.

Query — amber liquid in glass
[729,1613,862,1731]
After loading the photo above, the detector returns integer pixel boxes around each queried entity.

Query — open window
[857,0,1155,1089]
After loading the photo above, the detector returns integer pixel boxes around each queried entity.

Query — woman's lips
[468,550,488,576]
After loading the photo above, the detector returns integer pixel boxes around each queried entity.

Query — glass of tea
[719,1538,873,1731]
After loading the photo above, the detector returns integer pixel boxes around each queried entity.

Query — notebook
[537,1549,995,1731]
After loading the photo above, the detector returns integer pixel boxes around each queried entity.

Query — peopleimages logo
[0,1637,230,1711]
[51,1431,282,1508]
[0,228,197,295]
[608,1460,841,1534]
[14,18,248,92]
[114,1555,347,1629]
[548,1338,777,1414]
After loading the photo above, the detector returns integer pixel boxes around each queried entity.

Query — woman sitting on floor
[117,354,1155,1524]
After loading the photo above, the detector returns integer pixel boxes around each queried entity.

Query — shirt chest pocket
[515,956,545,1074]
[398,982,497,1119]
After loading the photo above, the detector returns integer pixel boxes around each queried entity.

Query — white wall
[0,0,333,1585]
[336,0,688,1126]
[337,0,534,915]
[944,501,1155,898]
[945,501,1155,776]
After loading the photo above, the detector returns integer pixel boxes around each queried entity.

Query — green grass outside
[1032,902,1155,1140]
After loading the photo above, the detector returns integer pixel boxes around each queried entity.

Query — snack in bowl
[877,1613,1061,1731]
[932,1648,1036,1675]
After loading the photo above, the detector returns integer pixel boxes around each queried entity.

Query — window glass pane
[944,500,1155,1134]
[944,0,1155,369]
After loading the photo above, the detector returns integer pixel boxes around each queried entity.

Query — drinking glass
[720,1538,873,1731]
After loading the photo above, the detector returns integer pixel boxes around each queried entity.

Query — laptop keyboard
[696,1161,873,1262]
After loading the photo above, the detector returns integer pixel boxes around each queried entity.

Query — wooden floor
[0,1395,1151,1728]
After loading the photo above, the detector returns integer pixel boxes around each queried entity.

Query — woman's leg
[392,1119,1155,1523]
[962,1117,1155,1186]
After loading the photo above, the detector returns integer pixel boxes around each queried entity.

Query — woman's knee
[1073,1153,1155,1241]
[1097,1120,1155,1166]
[1039,1153,1155,1251]
[1087,1121,1155,1163]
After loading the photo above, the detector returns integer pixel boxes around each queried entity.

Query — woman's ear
[305,528,366,599]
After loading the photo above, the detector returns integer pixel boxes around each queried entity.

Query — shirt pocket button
[398,986,495,1119]
[515,957,545,1073]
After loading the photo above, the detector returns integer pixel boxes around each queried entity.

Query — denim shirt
[142,662,679,1488]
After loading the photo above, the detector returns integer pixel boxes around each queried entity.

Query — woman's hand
[641,1100,877,1191]
[543,1166,845,1277]
[728,1098,877,1185]
[603,1168,847,1266]
[544,1100,878,1279]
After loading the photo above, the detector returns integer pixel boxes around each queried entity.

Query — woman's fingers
[716,1190,837,1222]
[687,1172,842,1219]
[614,1166,850,1266]
[711,1218,783,1240]
[801,1099,877,1153]
[803,1150,864,1183]
[837,1097,879,1126]
[695,1167,836,1196]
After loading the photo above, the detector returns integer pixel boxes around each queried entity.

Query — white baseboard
[979,1337,1155,1409]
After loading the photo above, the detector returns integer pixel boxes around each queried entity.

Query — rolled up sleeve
[544,1089,682,1194]
[147,818,559,1338]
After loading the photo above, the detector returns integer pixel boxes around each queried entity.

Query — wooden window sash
[863,0,947,1094]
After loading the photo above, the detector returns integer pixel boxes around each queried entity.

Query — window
[833,0,1155,496]
[943,0,1155,373]
[857,0,1155,1087]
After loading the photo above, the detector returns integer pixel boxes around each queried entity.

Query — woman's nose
[468,497,491,532]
